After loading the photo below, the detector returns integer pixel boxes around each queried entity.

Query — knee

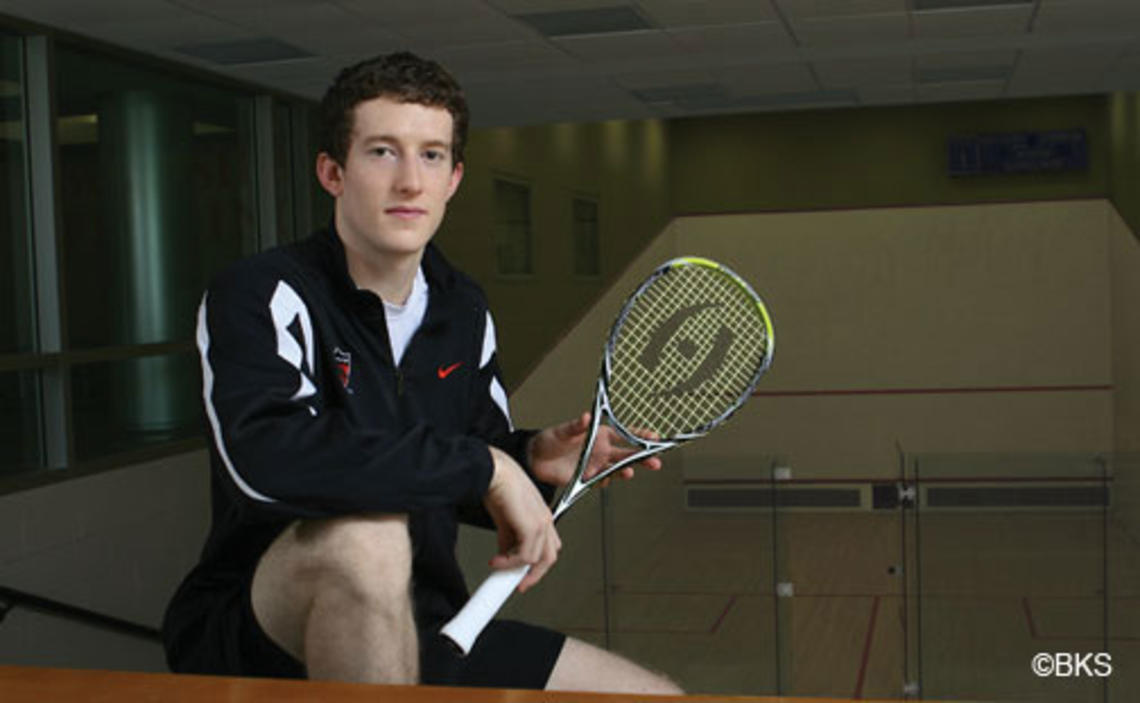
[293,515,413,604]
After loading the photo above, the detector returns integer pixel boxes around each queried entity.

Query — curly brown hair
[318,51,469,167]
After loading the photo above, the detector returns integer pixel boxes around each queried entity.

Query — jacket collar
[318,221,459,296]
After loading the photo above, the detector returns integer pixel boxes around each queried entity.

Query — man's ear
[316,152,344,197]
[446,161,464,201]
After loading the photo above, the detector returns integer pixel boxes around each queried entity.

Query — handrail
[0,585,161,642]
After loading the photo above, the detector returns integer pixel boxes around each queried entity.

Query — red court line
[1022,597,1040,639]
[852,595,881,700]
[709,595,737,635]
[753,384,1112,398]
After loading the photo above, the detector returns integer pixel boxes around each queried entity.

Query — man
[163,51,682,694]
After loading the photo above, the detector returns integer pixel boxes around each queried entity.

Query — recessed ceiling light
[918,65,1011,83]
[176,38,311,66]
[514,6,651,38]
[913,0,1033,10]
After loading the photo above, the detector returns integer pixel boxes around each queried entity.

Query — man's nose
[394,158,423,194]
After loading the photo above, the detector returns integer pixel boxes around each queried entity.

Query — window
[56,45,257,349]
[0,32,40,476]
[0,27,320,481]
[493,178,532,275]
[51,45,259,461]
[572,197,600,276]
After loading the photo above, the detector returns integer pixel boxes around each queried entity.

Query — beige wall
[1109,208,1140,541]
[0,451,210,670]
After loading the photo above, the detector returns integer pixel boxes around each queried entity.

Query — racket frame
[440,256,774,654]
[554,256,774,518]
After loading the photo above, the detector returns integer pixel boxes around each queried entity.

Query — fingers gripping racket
[441,256,775,654]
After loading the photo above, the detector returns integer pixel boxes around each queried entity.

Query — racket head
[601,257,773,442]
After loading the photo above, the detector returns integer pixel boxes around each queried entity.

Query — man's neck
[339,234,424,305]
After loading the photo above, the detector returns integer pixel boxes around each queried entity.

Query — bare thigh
[250,514,413,663]
[546,636,684,695]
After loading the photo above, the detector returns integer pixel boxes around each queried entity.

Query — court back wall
[669,95,1108,217]
[502,200,1115,485]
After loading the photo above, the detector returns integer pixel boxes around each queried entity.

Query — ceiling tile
[554,29,680,63]
[393,19,537,50]
[86,12,253,51]
[668,22,795,59]
[912,5,1034,39]
[464,75,650,126]
[915,49,1018,71]
[1033,0,1140,35]
[0,0,180,26]
[792,13,909,48]
[857,83,914,104]
[916,79,1005,102]
[332,0,496,25]
[713,61,818,94]
[813,56,911,88]
[1006,73,1107,97]
[637,0,777,28]
[207,4,404,56]
[433,41,578,81]
[180,0,316,9]
[611,67,719,91]
[776,0,906,20]
[482,0,619,15]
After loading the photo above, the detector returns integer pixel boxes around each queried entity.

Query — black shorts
[164,578,566,689]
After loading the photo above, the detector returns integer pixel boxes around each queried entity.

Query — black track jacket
[164,226,552,656]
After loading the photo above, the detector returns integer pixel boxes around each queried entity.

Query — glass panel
[0,33,32,354]
[70,352,200,462]
[56,45,257,349]
[602,445,779,695]
[307,104,332,232]
[572,197,600,276]
[774,458,909,698]
[273,100,296,244]
[0,370,43,475]
[1107,452,1139,703]
[493,179,532,275]
[915,452,1107,702]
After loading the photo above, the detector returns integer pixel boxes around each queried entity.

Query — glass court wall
[596,450,1129,702]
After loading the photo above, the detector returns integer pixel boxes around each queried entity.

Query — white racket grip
[440,564,530,654]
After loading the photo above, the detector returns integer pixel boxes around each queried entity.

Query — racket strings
[607,263,770,439]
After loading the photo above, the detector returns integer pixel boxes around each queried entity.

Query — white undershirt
[383,267,428,365]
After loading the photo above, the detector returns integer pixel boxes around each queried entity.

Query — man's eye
[424,149,446,162]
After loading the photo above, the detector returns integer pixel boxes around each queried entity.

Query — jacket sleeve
[199,264,493,521]
[457,309,556,528]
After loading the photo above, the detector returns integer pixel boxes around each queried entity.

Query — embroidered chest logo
[333,347,353,391]
[438,361,463,379]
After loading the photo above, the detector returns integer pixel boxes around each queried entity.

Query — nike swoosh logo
[438,361,463,379]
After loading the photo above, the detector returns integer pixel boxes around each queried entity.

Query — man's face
[322,96,463,261]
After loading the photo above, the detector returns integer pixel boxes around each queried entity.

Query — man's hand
[529,412,663,488]
[482,446,561,592]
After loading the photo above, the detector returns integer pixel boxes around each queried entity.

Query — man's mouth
[385,207,427,219]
